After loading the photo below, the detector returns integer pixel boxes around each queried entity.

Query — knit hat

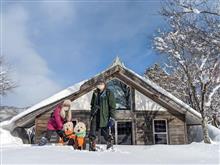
[62,99,72,107]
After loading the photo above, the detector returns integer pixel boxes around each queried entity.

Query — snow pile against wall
[0,127,23,145]
[208,125,220,142]
[188,124,220,143]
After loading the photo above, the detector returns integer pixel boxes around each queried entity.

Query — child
[38,99,72,146]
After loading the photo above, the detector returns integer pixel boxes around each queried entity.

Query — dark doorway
[117,122,132,145]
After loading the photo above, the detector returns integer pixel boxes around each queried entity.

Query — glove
[62,136,69,142]
[57,130,69,142]
[107,117,115,128]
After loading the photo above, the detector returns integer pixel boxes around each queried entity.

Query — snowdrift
[0,127,22,145]
[208,125,220,142]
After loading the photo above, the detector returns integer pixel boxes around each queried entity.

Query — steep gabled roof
[2,57,201,131]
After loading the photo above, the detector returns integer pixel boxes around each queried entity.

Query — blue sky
[2,0,166,107]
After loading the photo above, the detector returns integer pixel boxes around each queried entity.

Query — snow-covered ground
[1,143,219,164]
[0,124,220,164]
[1,124,220,164]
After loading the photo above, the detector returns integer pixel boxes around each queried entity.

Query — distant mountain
[0,106,27,122]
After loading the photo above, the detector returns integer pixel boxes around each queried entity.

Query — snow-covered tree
[145,64,190,105]
[209,90,220,128]
[145,64,220,129]
[154,0,220,143]
[0,56,16,96]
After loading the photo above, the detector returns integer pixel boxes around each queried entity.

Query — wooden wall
[35,109,187,145]
[35,110,90,143]
[135,111,186,145]
[35,110,55,143]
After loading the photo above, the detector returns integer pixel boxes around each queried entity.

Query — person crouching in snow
[88,78,116,151]
[38,99,72,146]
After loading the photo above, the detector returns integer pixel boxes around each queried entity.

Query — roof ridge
[111,56,125,68]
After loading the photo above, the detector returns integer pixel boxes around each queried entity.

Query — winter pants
[45,130,74,145]
[89,116,112,142]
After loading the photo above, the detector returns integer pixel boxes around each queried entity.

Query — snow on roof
[111,56,125,68]
[1,57,201,128]
[1,80,86,128]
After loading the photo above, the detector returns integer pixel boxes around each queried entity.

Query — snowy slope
[1,144,219,164]
[0,106,26,122]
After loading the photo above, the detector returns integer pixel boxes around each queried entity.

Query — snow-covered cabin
[3,57,202,145]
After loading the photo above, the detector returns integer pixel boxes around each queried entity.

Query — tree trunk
[201,116,211,144]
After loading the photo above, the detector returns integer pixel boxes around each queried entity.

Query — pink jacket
[47,105,64,130]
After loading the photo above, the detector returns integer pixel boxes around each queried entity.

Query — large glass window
[153,119,168,144]
[117,122,133,145]
[107,79,131,110]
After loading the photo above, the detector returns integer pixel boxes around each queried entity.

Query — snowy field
[1,143,219,165]
[1,118,220,164]
[1,125,220,165]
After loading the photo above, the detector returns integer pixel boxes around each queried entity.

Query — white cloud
[39,1,75,24]
[2,5,62,107]
[1,1,162,107]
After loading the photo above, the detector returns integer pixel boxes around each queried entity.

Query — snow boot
[106,137,114,150]
[38,137,48,146]
[89,139,97,151]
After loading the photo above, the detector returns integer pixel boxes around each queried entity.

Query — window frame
[114,120,133,145]
[152,119,168,144]
[106,78,132,110]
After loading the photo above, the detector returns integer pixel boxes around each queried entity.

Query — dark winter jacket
[90,88,116,128]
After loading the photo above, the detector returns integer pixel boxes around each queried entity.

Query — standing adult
[89,78,116,151]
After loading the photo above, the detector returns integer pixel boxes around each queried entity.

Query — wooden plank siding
[35,109,187,145]
[134,111,186,145]
[35,110,91,143]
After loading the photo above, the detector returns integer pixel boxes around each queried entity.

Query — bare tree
[0,56,16,96]
[154,0,220,143]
